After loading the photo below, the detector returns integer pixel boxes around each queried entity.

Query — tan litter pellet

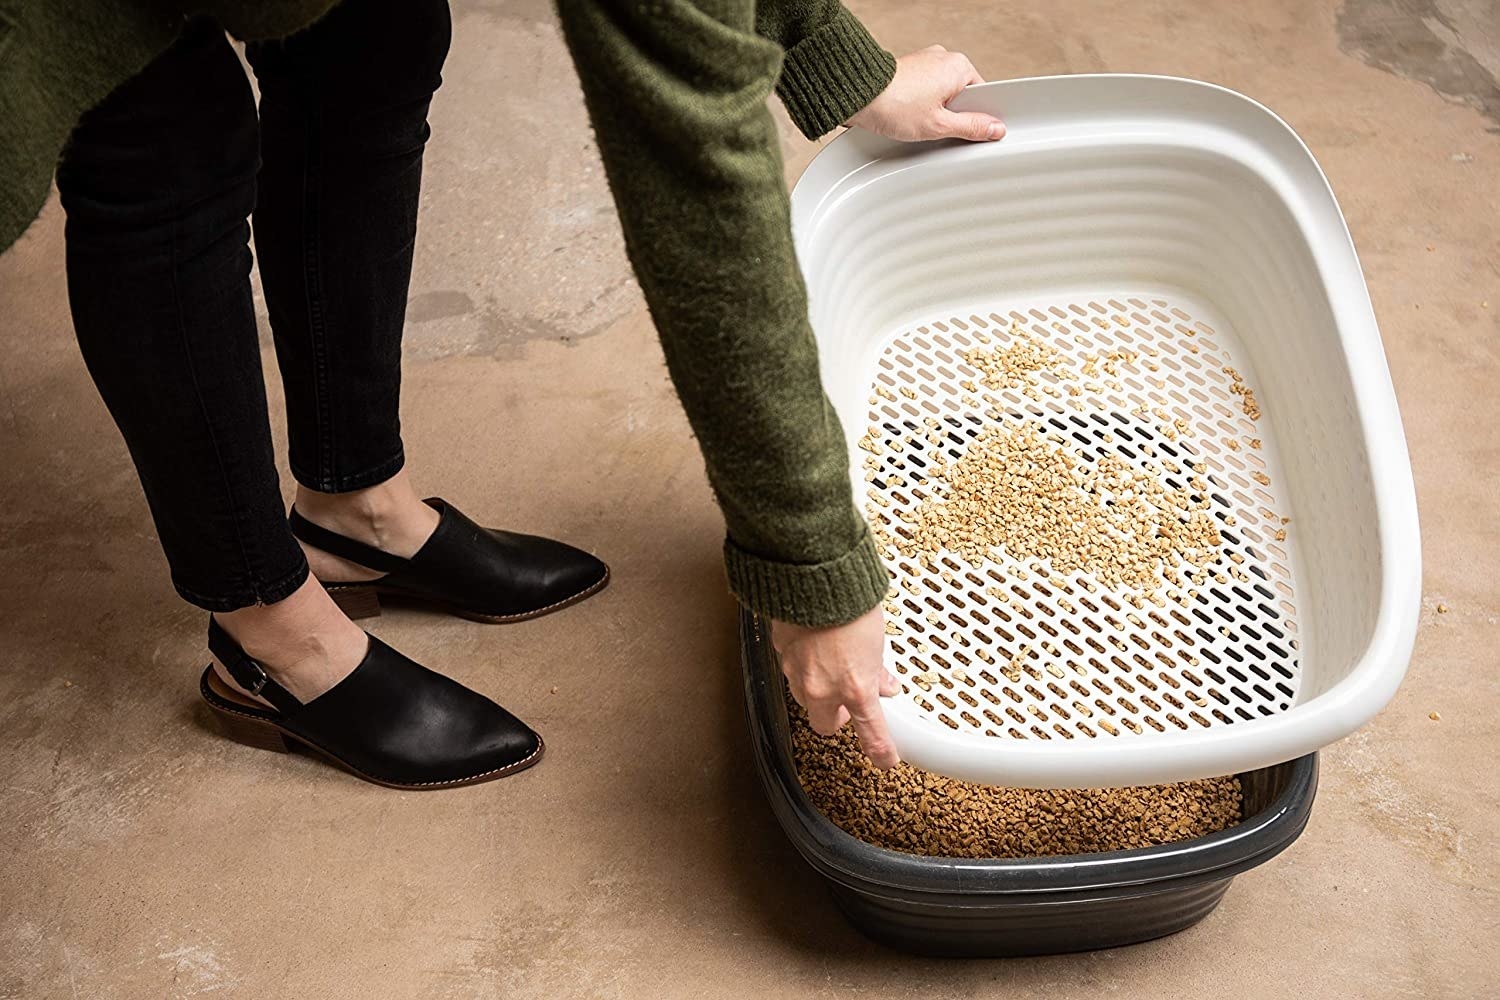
[790,700,1242,858]
[962,328,1072,391]
[1222,365,1261,420]
[1080,348,1140,377]
[892,421,1221,594]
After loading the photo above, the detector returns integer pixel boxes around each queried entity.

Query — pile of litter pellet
[892,419,1223,593]
[791,699,1242,858]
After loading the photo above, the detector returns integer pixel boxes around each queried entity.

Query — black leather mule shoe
[289,498,609,623]
[200,618,543,789]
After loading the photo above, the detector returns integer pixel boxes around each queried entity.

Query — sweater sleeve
[554,0,890,627]
[754,0,897,138]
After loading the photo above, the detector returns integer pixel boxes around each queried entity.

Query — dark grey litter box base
[740,611,1318,958]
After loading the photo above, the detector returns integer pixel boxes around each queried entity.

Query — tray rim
[790,73,1421,783]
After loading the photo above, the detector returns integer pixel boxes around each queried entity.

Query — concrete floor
[1,0,1496,996]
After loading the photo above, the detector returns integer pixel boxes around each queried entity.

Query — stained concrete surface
[1339,0,1500,127]
[1,0,1496,996]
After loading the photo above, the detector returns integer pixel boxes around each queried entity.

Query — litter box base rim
[827,877,1234,958]
[741,610,1319,957]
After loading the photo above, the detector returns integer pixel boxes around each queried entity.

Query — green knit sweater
[0,0,896,627]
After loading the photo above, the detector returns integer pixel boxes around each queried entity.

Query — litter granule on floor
[790,699,1242,858]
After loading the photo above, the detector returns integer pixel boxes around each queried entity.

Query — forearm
[555,0,888,626]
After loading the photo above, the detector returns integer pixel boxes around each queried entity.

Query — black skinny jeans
[56,0,451,611]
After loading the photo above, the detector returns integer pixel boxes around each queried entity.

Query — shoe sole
[324,567,611,624]
[199,668,545,790]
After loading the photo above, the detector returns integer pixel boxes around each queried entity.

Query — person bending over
[0,0,1004,787]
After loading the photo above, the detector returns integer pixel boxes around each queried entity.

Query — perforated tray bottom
[860,293,1301,745]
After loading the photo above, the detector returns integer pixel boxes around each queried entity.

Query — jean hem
[173,559,311,612]
[291,449,406,495]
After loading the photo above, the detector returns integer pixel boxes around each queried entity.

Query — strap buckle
[241,658,269,696]
[207,618,284,706]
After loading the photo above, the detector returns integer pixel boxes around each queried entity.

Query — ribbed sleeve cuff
[775,8,897,140]
[724,528,891,627]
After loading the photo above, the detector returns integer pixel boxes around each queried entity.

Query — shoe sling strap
[207,618,305,716]
[288,508,412,575]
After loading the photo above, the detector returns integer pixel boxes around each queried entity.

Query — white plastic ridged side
[791,76,1421,788]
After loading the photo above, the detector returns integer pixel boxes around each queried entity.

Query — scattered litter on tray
[859,302,1301,742]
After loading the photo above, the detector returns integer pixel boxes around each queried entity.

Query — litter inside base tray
[789,697,1243,859]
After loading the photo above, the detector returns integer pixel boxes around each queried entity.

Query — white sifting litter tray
[791,75,1421,788]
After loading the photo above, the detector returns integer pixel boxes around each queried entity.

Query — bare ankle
[294,467,439,559]
[213,577,368,704]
